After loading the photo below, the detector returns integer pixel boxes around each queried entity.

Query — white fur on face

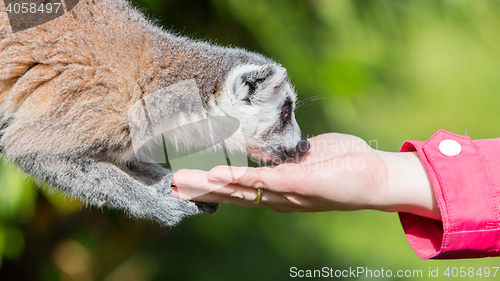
[208,64,304,162]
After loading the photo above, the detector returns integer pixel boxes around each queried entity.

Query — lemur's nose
[285,132,310,161]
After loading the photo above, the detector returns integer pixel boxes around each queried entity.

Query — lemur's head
[211,64,310,164]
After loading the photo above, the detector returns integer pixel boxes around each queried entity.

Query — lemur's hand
[130,174,202,225]
[172,133,441,220]
[152,173,219,215]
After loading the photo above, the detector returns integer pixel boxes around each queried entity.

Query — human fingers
[173,168,256,201]
[173,170,303,212]
[173,168,291,204]
[207,165,301,193]
[188,184,296,211]
[172,169,225,200]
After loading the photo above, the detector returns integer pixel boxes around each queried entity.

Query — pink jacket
[400,129,500,259]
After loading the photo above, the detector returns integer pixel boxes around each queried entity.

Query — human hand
[172,133,441,220]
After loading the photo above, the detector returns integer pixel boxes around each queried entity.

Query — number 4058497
[5,2,62,14]
[443,267,499,278]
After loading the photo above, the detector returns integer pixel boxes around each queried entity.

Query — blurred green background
[2,0,500,280]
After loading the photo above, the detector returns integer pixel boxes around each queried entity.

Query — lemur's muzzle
[284,132,310,162]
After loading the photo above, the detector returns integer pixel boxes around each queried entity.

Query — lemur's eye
[282,104,292,122]
[282,97,293,122]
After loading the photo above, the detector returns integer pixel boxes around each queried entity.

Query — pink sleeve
[399,129,500,259]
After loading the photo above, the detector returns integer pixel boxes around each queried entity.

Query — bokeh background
[2,0,500,280]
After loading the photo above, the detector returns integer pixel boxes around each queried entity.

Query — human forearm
[375,150,441,220]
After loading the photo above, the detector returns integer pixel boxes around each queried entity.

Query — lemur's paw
[153,174,175,196]
[154,174,219,215]
[194,201,219,214]
[147,196,202,226]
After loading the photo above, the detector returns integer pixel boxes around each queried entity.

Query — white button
[439,139,461,156]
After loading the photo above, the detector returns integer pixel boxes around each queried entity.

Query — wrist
[375,150,441,220]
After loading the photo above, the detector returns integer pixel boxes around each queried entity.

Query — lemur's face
[213,64,310,163]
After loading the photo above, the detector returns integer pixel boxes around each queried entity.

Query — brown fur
[1,0,145,159]
[0,0,269,161]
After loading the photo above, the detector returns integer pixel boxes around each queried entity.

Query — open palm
[173,133,389,213]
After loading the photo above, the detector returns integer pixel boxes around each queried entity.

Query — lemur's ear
[239,65,276,104]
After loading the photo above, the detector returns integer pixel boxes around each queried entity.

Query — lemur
[0,0,309,226]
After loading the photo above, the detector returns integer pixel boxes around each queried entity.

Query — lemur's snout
[284,132,310,162]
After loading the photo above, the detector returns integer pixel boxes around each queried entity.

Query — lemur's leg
[125,160,219,214]
[9,153,203,226]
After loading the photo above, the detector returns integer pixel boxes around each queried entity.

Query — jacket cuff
[399,129,500,259]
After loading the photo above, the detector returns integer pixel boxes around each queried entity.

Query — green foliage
[2,0,500,280]
[0,157,35,262]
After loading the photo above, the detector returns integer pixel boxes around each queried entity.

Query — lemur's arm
[9,153,207,226]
